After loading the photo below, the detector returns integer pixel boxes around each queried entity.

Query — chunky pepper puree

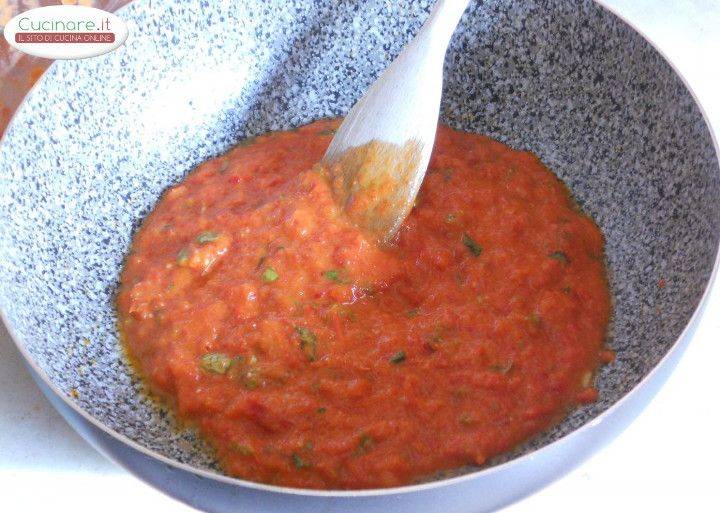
[117,119,612,489]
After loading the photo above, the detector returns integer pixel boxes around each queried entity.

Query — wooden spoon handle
[424,0,472,48]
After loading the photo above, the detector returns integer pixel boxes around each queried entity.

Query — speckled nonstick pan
[0,1,718,512]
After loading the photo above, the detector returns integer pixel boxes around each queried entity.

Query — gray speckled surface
[0,0,718,484]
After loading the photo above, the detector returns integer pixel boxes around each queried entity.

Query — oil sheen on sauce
[117,119,612,490]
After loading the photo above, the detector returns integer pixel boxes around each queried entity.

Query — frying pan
[0,1,718,511]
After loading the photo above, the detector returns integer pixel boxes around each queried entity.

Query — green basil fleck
[489,359,513,374]
[231,443,254,456]
[197,231,220,244]
[317,407,327,414]
[549,251,570,264]
[462,233,482,257]
[176,248,190,265]
[262,267,279,282]
[295,327,317,361]
[292,452,310,469]
[356,434,375,455]
[323,269,342,283]
[389,350,406,364]
[200,353,233,374]
[439,167,454,181]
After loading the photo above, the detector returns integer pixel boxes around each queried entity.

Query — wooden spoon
[321,0,471,243]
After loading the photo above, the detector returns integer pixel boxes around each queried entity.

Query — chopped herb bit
[389,350,406,364]
[319,128,337,136]
[303,441,314,451]
[238,136,256,147]
[527,313,541,326]
[197,231,220,244]
[317,407,327,414]
[428,325,445,347]
[233,354,261,389]
[323,269,343,283]
[356,434,375,455]
[549,251,570,264]
[292,452,310,469]
[462,233,482,257]
[231,443,254,456]
[295,327,317,361]
[176,247,190,265]
[489,359,513,374]
[438,167,454,181]
[453,387,469,399]
[200,352,233,374]
[406,308,420,318]
[445,213,457,223]
[561,286,572,294]
[459,413,473,425]
[262,267,279,282]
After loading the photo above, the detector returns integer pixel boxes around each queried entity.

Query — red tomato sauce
[117,119,611,489]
